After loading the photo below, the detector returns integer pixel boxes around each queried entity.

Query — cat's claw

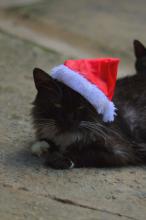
[45,152,75,169]
[69,160,75,169]
[31,141,50,157]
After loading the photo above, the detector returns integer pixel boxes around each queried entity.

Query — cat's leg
[66,143,136,168]
[31,140,74,169]
[44,143,129,169]
[134,142,146,163]
[31,140,51,157]
[45,151,75,169]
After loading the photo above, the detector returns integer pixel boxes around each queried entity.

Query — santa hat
[50,58,120,122]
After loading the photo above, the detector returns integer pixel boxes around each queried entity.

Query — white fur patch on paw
[31,141,50,157]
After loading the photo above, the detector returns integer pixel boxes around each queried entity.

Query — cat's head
[32,68,101,137]
[133,40,146,74]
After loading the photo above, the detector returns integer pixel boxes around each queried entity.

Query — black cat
[134,39,146,74]
[31,57,146,169]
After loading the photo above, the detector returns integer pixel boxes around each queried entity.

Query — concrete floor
[1,0,146,76]
[0,1,146,219]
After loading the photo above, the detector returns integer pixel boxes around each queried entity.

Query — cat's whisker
[36,123,58,132]
[34,119,55,123]
[34,120,55,124]
[80,121,105,130]
[36,121,55,124]
[80,121,107,142]
[34,120,56,126]
[86,120,122,139]
[39,125,56,130]
[37,122,57,127]
[82,121,109,134]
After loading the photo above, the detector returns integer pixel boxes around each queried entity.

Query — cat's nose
[68,113,79,127]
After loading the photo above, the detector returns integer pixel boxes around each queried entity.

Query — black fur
[31,44,146,169]
[134,39,146,74]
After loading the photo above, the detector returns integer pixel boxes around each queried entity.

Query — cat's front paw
[45,152,75,169]
[31,141,50,157]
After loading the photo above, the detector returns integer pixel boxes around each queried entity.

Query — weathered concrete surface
[1,0,146,76]
[0,31,146,220]
[0,0,41,8]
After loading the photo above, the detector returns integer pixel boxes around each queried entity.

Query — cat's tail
[134,143,146,164]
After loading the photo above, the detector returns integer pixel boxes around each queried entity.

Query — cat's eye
[54,103,62,108]
[78,106,84,110]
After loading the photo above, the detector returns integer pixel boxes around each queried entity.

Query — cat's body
[31,40,146,169]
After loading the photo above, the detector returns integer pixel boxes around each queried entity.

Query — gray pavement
[0,1,146,219]
[0,0,41,8]
[0,30,146,220]
[1,0,146,76]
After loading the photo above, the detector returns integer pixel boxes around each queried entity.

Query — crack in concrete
[51,196,138,220]
[0,13,92,58]
[1,182,138,220]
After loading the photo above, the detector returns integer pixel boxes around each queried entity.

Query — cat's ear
[33,68,62,102]
[33,68,54,91]
[133,40,146,59]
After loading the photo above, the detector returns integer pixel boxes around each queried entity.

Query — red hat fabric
[51,58,120,122]
[64,58,118,100]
